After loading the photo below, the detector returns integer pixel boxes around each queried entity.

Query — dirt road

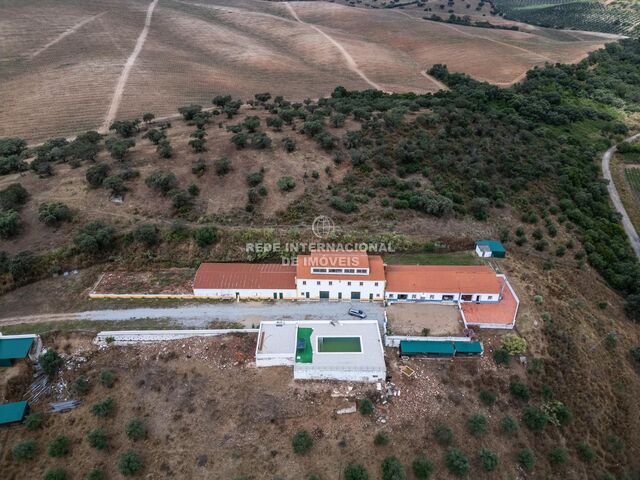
[602,133,640,258]
[101,0,159,132]
[29,12,106,60]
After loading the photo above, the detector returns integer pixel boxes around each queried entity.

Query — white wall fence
[384,335,471,348]
[94,329,257,345]
[293,363,385,382]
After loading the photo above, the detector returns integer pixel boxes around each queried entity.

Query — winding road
[602,133,640,258]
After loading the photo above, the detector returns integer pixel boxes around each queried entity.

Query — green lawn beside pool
[296,327,313,363]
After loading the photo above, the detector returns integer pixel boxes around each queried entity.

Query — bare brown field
[0,0,610,142]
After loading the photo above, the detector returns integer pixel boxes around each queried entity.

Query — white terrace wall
[293,364,385,382]
[384,335,471,348]
[193,288,297,299]
[94,329,257,345]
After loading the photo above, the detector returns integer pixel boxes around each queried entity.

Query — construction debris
[400,365,415,378]
[335,404,357,415]
[49,400,80,413]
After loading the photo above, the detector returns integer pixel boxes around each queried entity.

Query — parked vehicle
[348,308,367,319]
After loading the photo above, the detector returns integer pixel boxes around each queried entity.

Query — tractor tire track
[29,12,106,60]
[284,2,383,91]
[101,0,159,132]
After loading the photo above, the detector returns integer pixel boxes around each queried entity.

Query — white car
[348,308,367,319]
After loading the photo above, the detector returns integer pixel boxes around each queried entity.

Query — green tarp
[296,327,313,364]
[453,341,483,354]
[476,240,506,257]
[0,401,29,425]
[400,340,455,356]
[0,337,34,361]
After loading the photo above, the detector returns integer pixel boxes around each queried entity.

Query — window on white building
[488,296,493,300]
[302,281,306,285]
[344,269,355,273]
[356,269,367,274]
[312,268,327,273]
[329,281,333,286]
[347,282,351,286]
[429,295,435,300]
[359,282,363,286]
[316,281,320,285]
[374,282,378,286]
[412,294,417,299]
[328,268,342,273]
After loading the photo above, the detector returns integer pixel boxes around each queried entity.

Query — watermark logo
[311,215,335,239]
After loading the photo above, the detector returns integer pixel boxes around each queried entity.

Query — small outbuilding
[475,240,506,258]
[400,340,455,358]
[0,335,39,367]
[0,401,29,425]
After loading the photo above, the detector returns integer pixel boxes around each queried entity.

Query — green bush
[548,447,566,466]
[38,201,72,226]
[292,430,313,454]
[74,220,116,254]
[145,170,178,195]
[374,431,390,446]
[193,226,216,247]
[126,419,148,441]
[0,183,29,210]
[630,346,640,363]
[576,441,595,462]
[43,468,68,480]
[466,413,487,436]
[359,398,374,415]
[501,334,527,354]
[499,415,518,435]
[381,456,405,480]
[24,412,45,431]
[434,424,453,446]
[412,455,433,479]
[0,209,20,239]
[12,439,37,463]
[510,378,531,400]
[344,463,368,480]
[493,348,510,365]
[479,389,496,406]
[87,428,108,450]
[118,449,143,476]
[132,224,159,246]
[39,349,63,377]
[606,434,625,453]
[523,406,548,431]
[516,448,535,471]
[85,468,106,480]
[47,435,69,457]
[100,369,116,388]
[91,397,115,417]
[214,157,231,176]
[478,448,498,472]
[277,176,296,192]
[73,376,90,395]
[444,448,470,477]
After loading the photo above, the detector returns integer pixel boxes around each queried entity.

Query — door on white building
[279,292,283,299]
[338,292,342,300]
[369,293,373,301]
[461,295,472,301]
[320,291,330,300]
[305,292,310,299]
[351,292,361,300]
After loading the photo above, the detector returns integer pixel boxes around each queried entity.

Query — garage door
[319,291,330,299]
[351,292,361,300]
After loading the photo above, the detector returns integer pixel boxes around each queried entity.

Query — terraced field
[492,0,640,35]
[626,168,640,195]
[0,0,615,142]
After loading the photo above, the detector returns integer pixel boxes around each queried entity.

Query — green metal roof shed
[400,340,455,357]
[0,401,29,425]
[453,341,483,355]
[476,240,506,258]
[0,337,34,367]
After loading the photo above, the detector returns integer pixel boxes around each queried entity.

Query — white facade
[476,244,492,258]
[296,278,385,301]
[192,288,297,300]
[385,292,498,303]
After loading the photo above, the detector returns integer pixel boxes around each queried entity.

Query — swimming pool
[317,336,362,353]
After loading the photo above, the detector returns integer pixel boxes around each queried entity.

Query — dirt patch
[92,268,196,295]
[387,303,463,336]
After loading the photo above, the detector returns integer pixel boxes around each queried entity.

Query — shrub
[0,183,29,210]
[292,430,313,454]
[38,202,72,226]
[24,412,45,431]
[105,138,135,160]
[87,428,108,450]
[0,210,20,238]
[193,226,216,247]
[192,159,207,176]
[499,415,518,435]
[374,431,390,446]
[73,376,90,395]
[251,132,271,149]
[479,389,496,406]
[91,397,115,417]
[434,424,453,446]
[605,332,617,349]
[576,441,595,462]
[178,104,202,121]
[282,137,296,152]
[126,419,148,441]
[493,348,510,365]
[467,413,487,436]
[516,448,535,471]
[39,349,63,377]
[188,138,206,153]
[606,434,625,453]
[145,170,178,195]
[533,295,543,304]
[444,448,470,477]
[478,448,498,472]
[381,456,405,480]
[85,468,106,480]
[132,224,159,246]
[543,401,572,426]
[246,170,264,187]
[43,468,68,480]
[510,378,531,400]
[118,449,143,476]
[156,140,173,158]
[12,439,37,463]
[523,406,548,432]
[277,176,296,192]
[214,157,230,176]
[411,455,433,479]
[501,334,527,354]
[548,447,566,466]
[86,164,110,188]
[630,346,640,363]
[344,463,368,480]
[47,435,69,457]
[359,398,374,415]
[100,369,116,388]
[74,221,115,254]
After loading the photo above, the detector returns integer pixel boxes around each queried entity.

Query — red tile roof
[462,278,518,325]
[296,251,385,281]
[194,263,296,290]
[385,265,501,294]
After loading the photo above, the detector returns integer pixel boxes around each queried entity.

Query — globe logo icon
[312,215,335,239]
